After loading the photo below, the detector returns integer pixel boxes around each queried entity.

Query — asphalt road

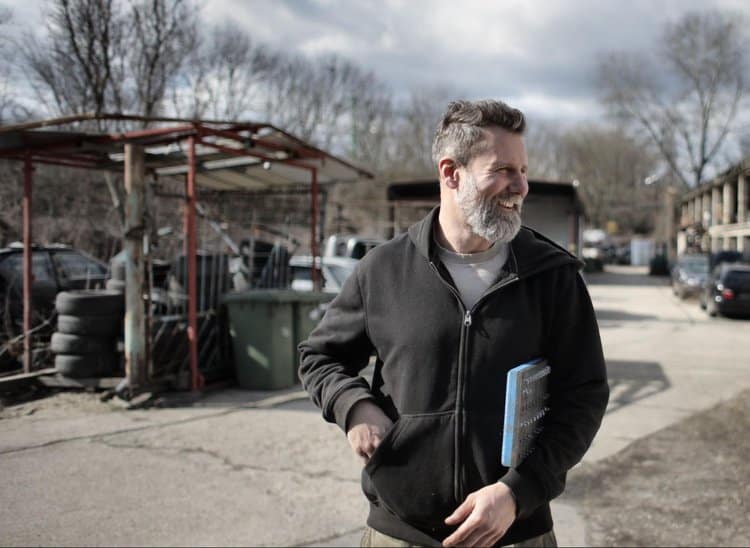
[1,265,748,547]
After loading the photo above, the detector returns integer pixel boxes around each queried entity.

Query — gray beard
[457,177,523,243]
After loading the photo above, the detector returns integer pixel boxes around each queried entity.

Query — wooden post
[124,144,147,392]
[186,136,202,391]
[22,152,33,374]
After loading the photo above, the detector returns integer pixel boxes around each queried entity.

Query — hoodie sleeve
[298,265,375,432]
[499,266,609,518]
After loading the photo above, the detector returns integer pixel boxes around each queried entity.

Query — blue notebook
[501,358,550,468]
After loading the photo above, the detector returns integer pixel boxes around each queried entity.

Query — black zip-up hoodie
[299,208,609,546]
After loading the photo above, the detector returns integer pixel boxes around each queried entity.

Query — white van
[289,256,359,293]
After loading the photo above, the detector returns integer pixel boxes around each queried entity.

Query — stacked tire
[52,290,124,379]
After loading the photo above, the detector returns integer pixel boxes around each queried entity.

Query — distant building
[679,159,750,255]
[386,179,586,255]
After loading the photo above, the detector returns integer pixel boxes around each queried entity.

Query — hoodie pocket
[362,412,457,530]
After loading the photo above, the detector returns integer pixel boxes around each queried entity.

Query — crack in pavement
[0,408,242,456]
[92,437,359,484]
[0,393,313,457]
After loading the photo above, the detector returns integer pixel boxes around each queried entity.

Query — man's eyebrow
[490,162,522,169]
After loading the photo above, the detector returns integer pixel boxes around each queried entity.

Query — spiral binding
[501,358,550,467]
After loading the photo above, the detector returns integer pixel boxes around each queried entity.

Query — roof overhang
[0,114,373,190]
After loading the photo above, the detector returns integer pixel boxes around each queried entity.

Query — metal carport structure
[0,114,372,394]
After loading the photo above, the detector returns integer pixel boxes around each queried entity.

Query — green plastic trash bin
[222,290,334,390]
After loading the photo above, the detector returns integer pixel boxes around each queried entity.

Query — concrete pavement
[1,265,749,546]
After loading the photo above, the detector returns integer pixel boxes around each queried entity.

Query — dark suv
[0,244,108,336]
[700,263,750,318]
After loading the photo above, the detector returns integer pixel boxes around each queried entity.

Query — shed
[386,179,586,254]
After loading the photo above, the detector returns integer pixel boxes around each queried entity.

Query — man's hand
[442,482,517,547]
[346,400,393,465]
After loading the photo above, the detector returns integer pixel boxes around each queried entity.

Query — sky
[201,0,748,125]
[5,0,750,126]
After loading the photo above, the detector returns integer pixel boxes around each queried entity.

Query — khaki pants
[360,526,557,547]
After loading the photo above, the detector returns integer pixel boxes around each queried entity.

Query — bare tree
[385,85,462,178]
[0,5,13,123]
[525,119,567,181]
[127,0,197,123]
[597,10,748,188]
[265,54,385,149]
[21,0,128,130]
[558,126,661,233]
[21,0,198,128]
[347,79,394,171]
[170,21,275,120]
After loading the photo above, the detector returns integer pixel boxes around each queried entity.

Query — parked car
[324,235,384,260]
[671,254,710,299]
[709,250,744,269]
[613,243,631,265]
[289,255,358,294]
[700,263,750,317]
[0,243,108,335]
[581,246,604,273]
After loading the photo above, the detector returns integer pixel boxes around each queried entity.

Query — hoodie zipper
[429,261,519,503]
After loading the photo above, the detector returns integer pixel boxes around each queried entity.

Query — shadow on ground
[172,359,670,417]
[595,309,659,325]
[605,359,670,414]
[157,383,320,412]
[585,266,670,287]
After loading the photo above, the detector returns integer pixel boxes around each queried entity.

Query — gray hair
[431,99,526,167]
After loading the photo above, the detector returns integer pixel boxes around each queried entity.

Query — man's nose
[509,174,529,197]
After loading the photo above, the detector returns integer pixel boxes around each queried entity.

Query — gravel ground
[566,388,750,547]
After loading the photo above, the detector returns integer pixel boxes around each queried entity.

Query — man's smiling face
[455,126,529,243]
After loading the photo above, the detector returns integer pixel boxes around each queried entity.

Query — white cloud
[9,0,750,125]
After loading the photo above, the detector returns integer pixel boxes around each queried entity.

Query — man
[299,99,609,547]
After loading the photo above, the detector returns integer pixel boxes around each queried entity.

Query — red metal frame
[186,136,203,391]
[23,152,33,373]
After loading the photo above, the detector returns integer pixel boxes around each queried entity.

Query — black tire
[57,314,121,337]
[55,353,118,378]
[50,332,115,355]
[56,290,124,316]
[105,279,126,293]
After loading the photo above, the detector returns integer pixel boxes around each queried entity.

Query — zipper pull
[464,310,472,327]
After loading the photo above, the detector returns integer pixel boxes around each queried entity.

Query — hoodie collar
[407,206,581,278]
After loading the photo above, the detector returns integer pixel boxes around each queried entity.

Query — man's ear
[438,158,459,189]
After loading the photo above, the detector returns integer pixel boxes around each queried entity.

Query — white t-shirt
[435,237,509,310]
